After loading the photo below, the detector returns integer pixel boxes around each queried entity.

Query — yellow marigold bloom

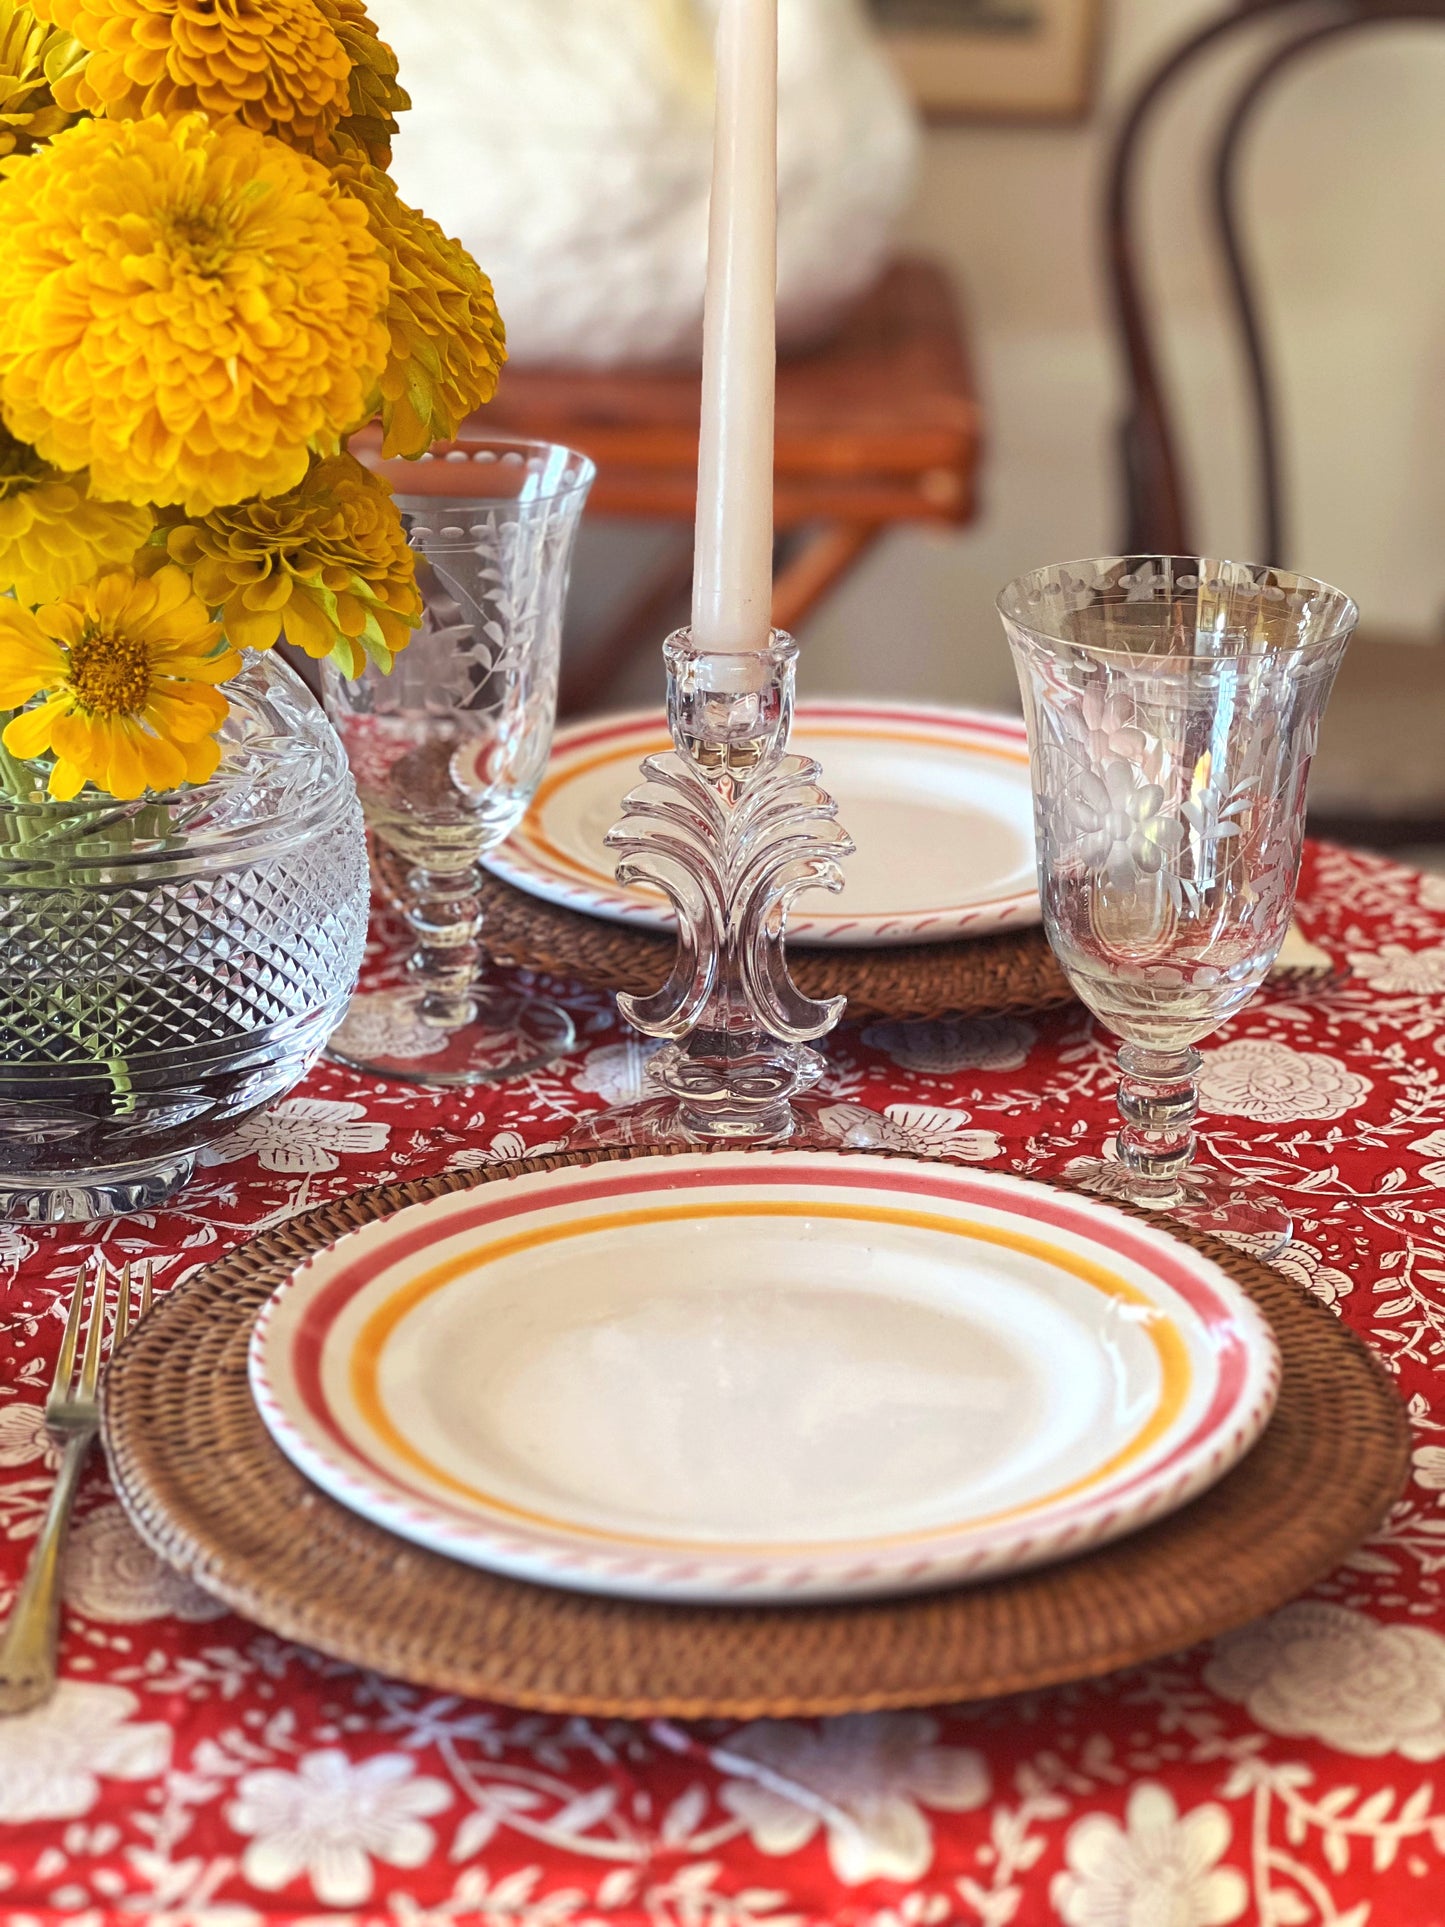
[337,157,506,460]
[157,451,420,677]
[312,0,408,166]
[0,424,151,606]
[0,113,389,515]
[0,0,84,156]
[30,0,351,143]
[0,564,238,800]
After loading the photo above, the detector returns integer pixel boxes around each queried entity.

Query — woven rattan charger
[476,868,1072,1023]
[103,1143,1408,1720]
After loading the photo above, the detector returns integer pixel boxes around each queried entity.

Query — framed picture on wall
[872,0,1104,123]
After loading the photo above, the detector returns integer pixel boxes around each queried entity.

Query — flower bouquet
[0,0,506,1220]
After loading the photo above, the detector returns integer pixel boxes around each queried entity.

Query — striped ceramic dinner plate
[479,701,1040,946]
[248,1153,1280,1605]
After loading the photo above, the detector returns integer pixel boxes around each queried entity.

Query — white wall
[799,0,1445,707]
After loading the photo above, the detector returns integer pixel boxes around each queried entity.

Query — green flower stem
[0,720,43,846]
[0,714,145,1113]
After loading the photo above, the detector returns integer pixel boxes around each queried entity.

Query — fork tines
[46,1258,154,1420]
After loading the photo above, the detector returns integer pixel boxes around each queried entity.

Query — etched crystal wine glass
[1000,556,1357,1252]
[324,440,594,1085]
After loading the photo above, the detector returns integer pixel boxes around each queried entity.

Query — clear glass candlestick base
[567,628,856,1150]
[569,1082,888,1153]
[1001,555,1358,1257]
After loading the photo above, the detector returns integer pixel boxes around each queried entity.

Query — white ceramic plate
[249,1153,1280,1605]
[480,701,1040,946]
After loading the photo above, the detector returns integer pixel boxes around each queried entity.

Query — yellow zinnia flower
[155,450,421,676]
[0,0,84,156]
[0,112,389,515]
[30,0,351,144]
[0,564,238,799]
[312,0,408,167]
[336,157,506,459]
[0,423,151,606]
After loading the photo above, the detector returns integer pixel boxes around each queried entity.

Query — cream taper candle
[690,0,777,653]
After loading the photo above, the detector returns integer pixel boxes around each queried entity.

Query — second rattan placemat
[476,868,1073,1022]
[104,1145,1409,1720]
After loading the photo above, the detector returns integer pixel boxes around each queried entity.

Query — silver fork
[0,1258,152,1715]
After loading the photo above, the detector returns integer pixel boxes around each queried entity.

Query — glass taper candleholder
[569,629,859,1148]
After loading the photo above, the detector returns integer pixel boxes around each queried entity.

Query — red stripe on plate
[264,1159,1267,1565]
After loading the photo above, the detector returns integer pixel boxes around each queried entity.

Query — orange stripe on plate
[346,1200,1190,1554]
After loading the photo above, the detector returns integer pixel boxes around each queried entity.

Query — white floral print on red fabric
[63,1504,225,1624]
[1059,1153,1135,1204]
[199,1098,390,1175]
[1051,1782,1247,1927]
[0,1224,34,1270]
[571,1038,664,1106]
[715,1713,989,1885]
[882,1105,1003,1163]
[1346,944,1445,994]
[1410,1131,1445,1187]
[324,990,450,1062]
[1270,1238,1355,1310]
[0,1682,171,1823]
[3,839,1445,1925]
[1197,1039,1370,1122]
[1205,1603,1445,1759]
[0,1401,61,1470]
[808,1101,1002,1161]
[225,1749,453,1906]
[446,1129,568,1172]
[812,1102,915,1150]
[860,1017,1036,1076]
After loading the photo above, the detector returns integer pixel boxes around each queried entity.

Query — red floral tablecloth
[4,842,1445,1927]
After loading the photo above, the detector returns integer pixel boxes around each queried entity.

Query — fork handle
[0,1430,94,1715]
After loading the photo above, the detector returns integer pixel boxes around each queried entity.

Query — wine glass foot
[1062,1155,1292,1257]
[327,985,575,1087]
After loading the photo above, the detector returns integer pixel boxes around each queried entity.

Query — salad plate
[480,701,1039,947]
[250,1152,1279,1605]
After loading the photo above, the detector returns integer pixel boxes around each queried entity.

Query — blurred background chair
[1106,0,1445,849]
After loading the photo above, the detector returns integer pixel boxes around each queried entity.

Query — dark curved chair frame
[1106,0,1445,563]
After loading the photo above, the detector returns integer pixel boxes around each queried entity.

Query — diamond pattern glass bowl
[0,654,368,1222]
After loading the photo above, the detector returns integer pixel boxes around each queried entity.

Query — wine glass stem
[1115,1043,1202,1186]
[403,861,484,1029]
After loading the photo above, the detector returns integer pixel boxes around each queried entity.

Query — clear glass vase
[1000,556,1357,1253]
[0,652,369,1223]
[323,440,594,1085]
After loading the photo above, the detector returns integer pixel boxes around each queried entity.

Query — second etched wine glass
[1000,556,1356,1252]
[324,440,594,1085]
